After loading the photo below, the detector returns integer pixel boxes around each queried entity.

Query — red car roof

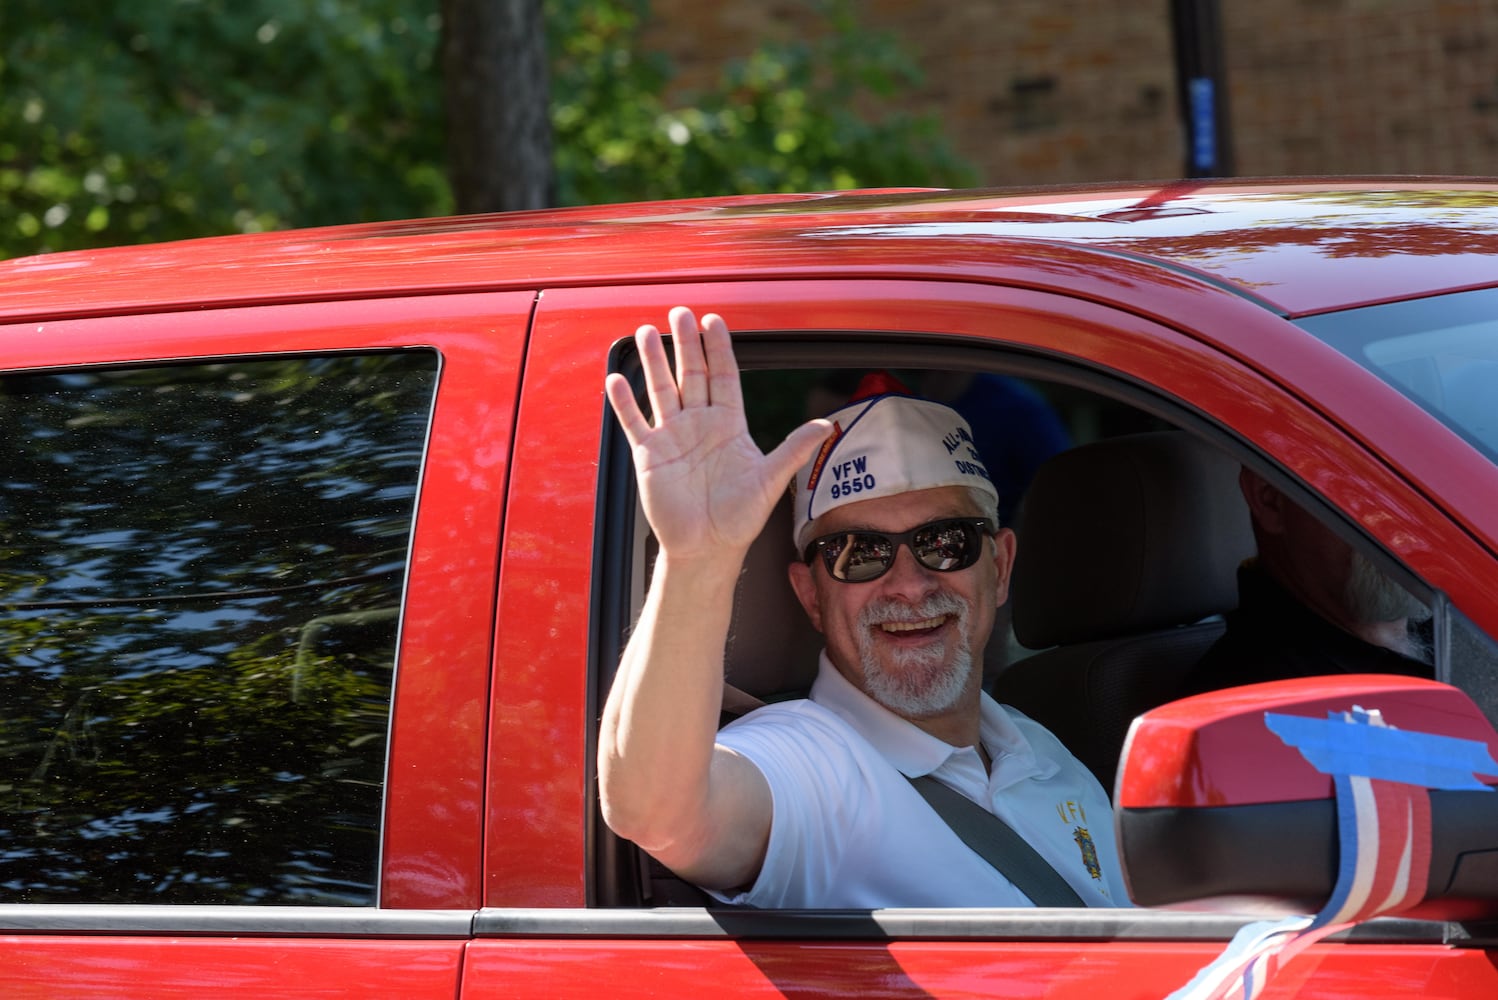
[4,177,1498,322]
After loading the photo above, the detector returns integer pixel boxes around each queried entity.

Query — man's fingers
[604,372,651,446]
[669,307,710,409]
[698,313,745,413]
[634,309,739,420]
[765,419,834,491]
[635,323,680,423]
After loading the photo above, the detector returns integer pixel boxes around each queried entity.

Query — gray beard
[1343,548,1430,624]
[854,591,973,718]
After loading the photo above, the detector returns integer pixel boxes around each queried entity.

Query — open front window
[594,330,1498,913]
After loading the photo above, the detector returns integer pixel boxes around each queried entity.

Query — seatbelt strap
[907,774,1085,908]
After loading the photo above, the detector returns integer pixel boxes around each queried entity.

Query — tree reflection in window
[0,352,437,905]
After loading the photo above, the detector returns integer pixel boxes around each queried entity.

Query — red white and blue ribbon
[1167,705,1498,1000]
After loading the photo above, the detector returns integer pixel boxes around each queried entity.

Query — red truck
[0,180,1495,997]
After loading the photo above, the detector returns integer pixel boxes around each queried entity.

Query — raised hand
[605,307,830,560]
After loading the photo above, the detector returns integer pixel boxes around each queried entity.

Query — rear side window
[0,351,438,905]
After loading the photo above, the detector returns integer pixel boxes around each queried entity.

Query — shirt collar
[808,651,1058,787]
[978,688,1060,788]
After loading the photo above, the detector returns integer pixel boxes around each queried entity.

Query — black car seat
[992,430,1254,793]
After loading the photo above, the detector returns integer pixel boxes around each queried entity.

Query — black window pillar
[1171,0,1235,177]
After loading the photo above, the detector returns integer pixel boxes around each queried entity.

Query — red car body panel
[2,935,465,998]
[1,179,1497,996]
[3,180,1497,323]
[459,937,1498,999]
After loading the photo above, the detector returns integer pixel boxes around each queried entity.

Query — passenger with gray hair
[1177,468,1432,698]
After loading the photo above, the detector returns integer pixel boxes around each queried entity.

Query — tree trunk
[442,0,554,213]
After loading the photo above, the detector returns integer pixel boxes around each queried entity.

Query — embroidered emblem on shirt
[1073,826,1102,881]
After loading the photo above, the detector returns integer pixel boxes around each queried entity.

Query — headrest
[1010,431,1254,649]
[722,490,824,706]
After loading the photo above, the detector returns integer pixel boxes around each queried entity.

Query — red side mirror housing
[1116,675,1498,918]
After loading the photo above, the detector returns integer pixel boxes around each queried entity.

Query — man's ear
[1239,467,1288,535]
[990,527,1018,608]
[787,561,824,632]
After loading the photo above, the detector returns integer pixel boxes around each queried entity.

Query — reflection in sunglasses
[805,518,994,584]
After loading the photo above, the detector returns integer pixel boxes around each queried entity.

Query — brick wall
[639,0,1498,186]
[1226,0,1498,177]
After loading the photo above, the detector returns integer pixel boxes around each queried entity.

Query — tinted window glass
[0,352,437,905]
[1297,287,1498,465]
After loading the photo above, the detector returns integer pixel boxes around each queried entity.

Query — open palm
[605,308,830,560]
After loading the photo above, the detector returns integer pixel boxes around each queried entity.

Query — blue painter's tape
[1265,710,1498,791]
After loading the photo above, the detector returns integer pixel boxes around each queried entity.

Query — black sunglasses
[802,517,995,583]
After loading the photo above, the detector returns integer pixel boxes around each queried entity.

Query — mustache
[856,590,968,628]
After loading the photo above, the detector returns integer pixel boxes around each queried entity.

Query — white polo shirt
[710,653,1129,909]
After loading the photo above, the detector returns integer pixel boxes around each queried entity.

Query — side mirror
[1116,674,1498,919]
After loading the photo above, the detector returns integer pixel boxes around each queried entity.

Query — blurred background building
[7,0,1496,258]
[643,0,1498,184]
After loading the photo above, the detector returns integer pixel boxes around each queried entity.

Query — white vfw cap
[791,373,999,551]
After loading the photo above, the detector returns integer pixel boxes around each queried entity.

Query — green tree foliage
[0,2,448,257]
[549,0,976,206]
[1,0,973,258]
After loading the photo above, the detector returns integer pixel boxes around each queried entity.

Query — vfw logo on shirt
[1057,798,1103,884]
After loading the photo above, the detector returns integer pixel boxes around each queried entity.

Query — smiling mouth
[879,615,951,635]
